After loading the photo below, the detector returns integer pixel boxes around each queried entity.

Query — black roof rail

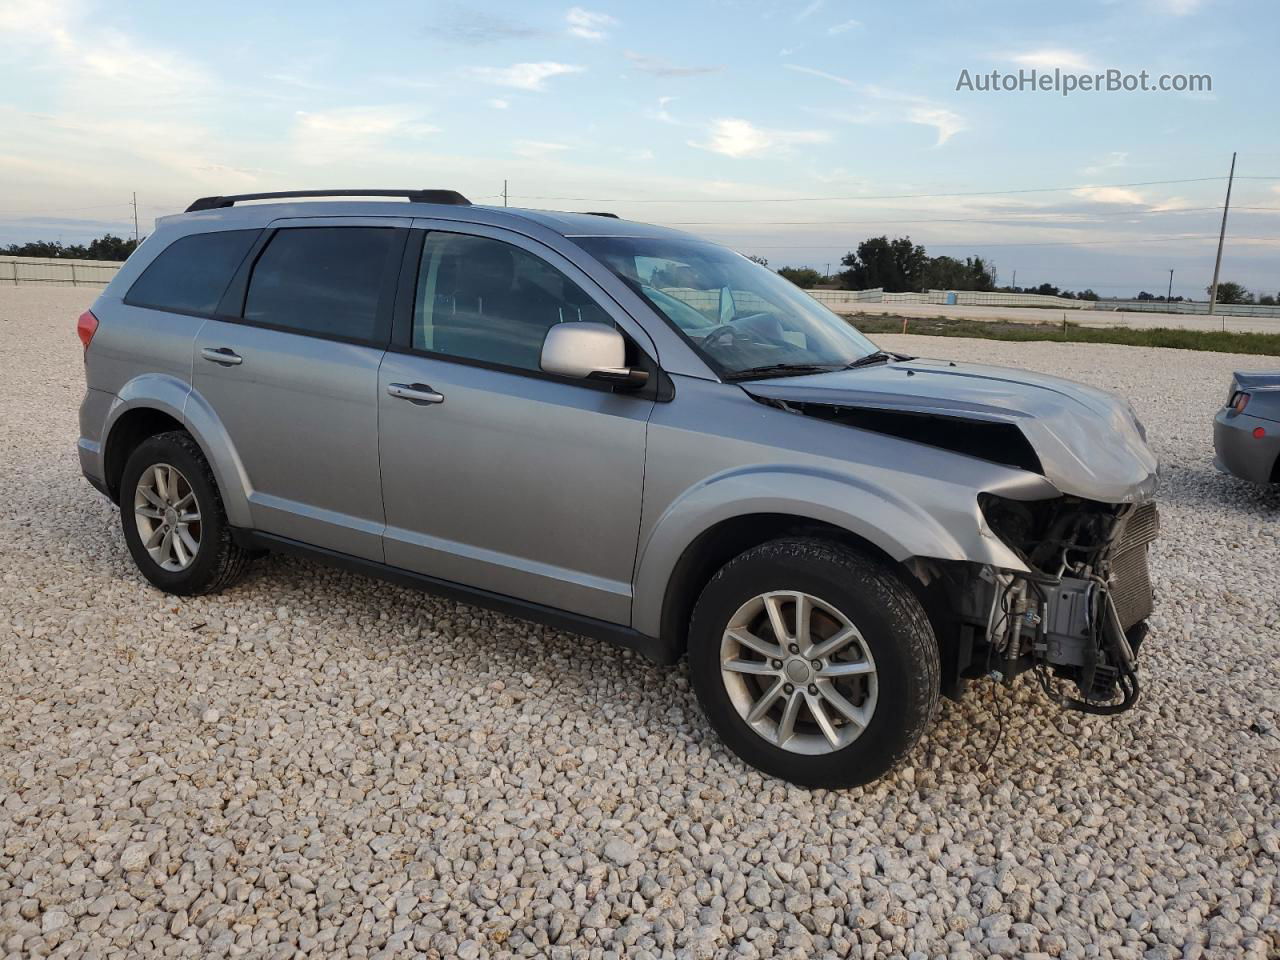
[579,211,619,218]
[185,189,471,213]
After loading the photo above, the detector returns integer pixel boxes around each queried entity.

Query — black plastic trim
[187,189,470,212]
[232,529,679,664]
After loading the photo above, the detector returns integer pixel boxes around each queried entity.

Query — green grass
[850,312,1280,356]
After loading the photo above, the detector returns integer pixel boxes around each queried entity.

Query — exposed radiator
[1110,501,1159,629]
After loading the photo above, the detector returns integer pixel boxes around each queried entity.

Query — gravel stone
[604,838,638,866]
[0,289,1276,959]
[117,842,153,872]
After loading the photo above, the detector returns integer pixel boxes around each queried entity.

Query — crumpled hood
[743,357,1159,503]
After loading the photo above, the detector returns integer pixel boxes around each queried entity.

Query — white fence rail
[807,287,1280,318]
[1,256,121,287]
[1092,298,1280,318]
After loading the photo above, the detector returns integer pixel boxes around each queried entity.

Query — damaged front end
[742,360,1160,715]
[963,495,1159,714]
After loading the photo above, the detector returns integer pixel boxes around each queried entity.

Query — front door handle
[201,346,242,366]
[387,382,445,405]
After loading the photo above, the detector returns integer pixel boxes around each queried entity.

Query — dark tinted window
[244,227,397,342]
[413,232,612,371]
[125,229,259,315]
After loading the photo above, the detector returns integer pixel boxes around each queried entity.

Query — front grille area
[1111,501,1159,629]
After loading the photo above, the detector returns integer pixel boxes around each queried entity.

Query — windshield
[575,236,879,379]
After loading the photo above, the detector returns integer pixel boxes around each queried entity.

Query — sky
[2,0,1279,299]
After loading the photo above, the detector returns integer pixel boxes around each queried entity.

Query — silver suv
[78,189,1159,787]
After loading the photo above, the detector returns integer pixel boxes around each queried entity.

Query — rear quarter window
[124,229,260,315]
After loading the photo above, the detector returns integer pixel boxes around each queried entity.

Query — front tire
[688,538,939,788]
[119,431,252,596]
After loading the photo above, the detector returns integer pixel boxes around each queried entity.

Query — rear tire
[119,431,252,595]
[688,537,939,789]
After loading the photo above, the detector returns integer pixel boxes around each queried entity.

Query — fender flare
[180,387,254,528]
[630,464,1027,638]
[102,375,254,528]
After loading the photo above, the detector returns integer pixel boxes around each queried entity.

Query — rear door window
[125,229,260,315]
[243,227,399,343]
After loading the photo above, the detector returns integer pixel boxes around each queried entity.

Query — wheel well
[658,513,919,657]
[1271,451,1280,484]
[103,408,185,502]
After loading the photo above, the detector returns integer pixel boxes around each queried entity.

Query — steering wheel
[698,323,739,347]
[700,313,785,349]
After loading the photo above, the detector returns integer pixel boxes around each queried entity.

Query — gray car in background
[77,189,1160,788]
[1214,371,1280,484]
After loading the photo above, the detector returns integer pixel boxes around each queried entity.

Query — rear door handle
[201,346,242,366]
[387,382,445,405]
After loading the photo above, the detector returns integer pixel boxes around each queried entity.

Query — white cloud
[292,107,439,161]
[488,98,510,109]
[1148,0,1203,14]
[1005,48,1095,70]
[1072,186,1146,205]
[905,105,967,146]
[827,19,862,35]
[652,96,680,124]
[788,68,967,146]
[514,140,570,159]
[0,0,244,196]
[784,64,855,87]
[795,0,824,21]
[689,118,829,158]
[566,7,616,40]
[624,51,721,77]
[467,61,584,91]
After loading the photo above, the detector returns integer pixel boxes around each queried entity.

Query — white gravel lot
[0,286,1277,960]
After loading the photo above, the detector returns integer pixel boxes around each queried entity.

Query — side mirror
[541,322,649,386]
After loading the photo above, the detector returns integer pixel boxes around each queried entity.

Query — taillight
[76,310,99,353]
[1230,391,1250,414]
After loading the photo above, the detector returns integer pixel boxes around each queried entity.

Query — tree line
[763,235,1277,304]
[765,235,1102,298]
[1,233,142,262]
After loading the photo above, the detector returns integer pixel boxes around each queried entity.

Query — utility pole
[1208,151,1236,326]
[1167,269,1174,306]
[502,180,508,207]
[1011,269,1017,290]
[131,192,140,243]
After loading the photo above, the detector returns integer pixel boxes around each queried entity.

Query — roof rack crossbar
[185,189,471,213]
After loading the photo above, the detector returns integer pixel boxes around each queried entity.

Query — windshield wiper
[723,362,842,382]
[845,350,902,370]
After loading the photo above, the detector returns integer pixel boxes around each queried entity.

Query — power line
[506,175,1275,205]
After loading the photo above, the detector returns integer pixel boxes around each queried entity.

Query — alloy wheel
[719,590,878,755]
[133,463,202,572]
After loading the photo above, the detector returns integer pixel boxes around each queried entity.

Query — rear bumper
[78,387,114,498]
[1213,408,1279,484]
